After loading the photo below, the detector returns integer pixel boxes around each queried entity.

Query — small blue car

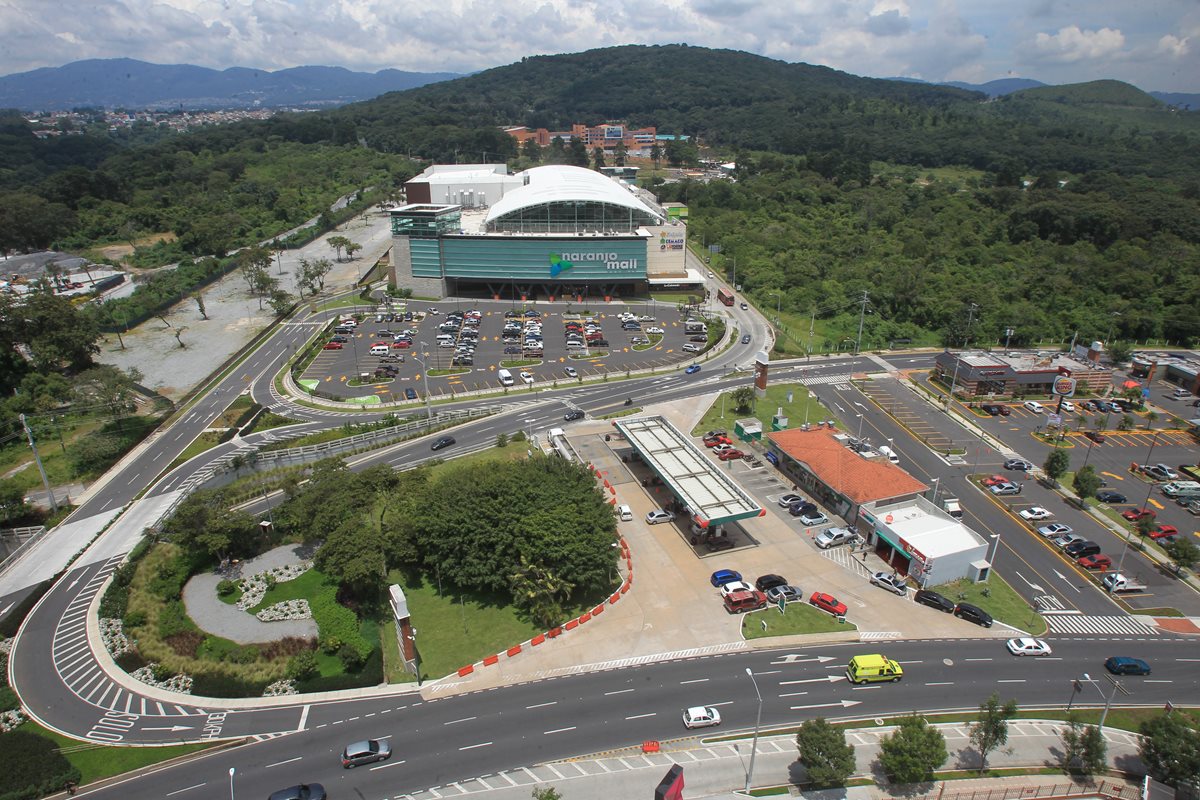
[710,569,742,587]
[1104,656,1150,676]
[405,387,417,400]
[685,364,702,374]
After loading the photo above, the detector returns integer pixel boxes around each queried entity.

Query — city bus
[716,287,734,306]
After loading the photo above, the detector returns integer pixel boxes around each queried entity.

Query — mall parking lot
[300,299,717,400]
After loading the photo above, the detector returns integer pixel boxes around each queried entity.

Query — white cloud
[1155,34,1189,58]
[1025,25,1126,64]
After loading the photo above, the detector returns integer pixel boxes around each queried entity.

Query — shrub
[189,672,272,699]
[216,579,238,597]
[157,600,192,638]
[261,637,316,660]
[297,648,383,694]
[164,631,204,658]
[338,643,365,671]
[0,685,19,712]
[320,636,343,655]
[121,610,147,629]
[151,663,175,682]
[196,637,259,664]
[286,652,319,681]
[311,586,369,660]
[0,729,81,800]
[148,554,193,601]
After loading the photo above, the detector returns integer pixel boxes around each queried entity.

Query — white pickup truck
[943,498,963,519]
[1101,573,1147,593]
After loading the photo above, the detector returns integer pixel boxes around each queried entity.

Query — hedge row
[0,730,81,800]
[310,585,370,659]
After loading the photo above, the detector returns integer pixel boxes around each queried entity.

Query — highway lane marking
[850,685,881,690]
[369,759,407,771]
[459,742,492,751]
[709,701,735,707]
[265,757,303,768]
[605,689,635,695]
[964,658,993,662]
[997,679,1026,683]
[544,726,577,735]
[779,691,809,698]
[926,682,954,686]
[526,701,557,709]
[626,713,657,720]
[680,678,709,685]
[445,716,477,726]
[166,783,206,796]
[753,670,782,675]
[298,704,311,731]
[1144,680,1173,683]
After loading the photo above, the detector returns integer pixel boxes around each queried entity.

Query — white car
[1006,638,1052,657]
[564,367,578,378]
[778,493,805,507]
[711,444,734,454]
[682,343,701,353]
[718,580,753,598]
[1037,523,1072,538]
[646,327,664,335]
[799,511,829,526]
[427,307,439,315]
[869,572,908,595]
[1019,507,1053,521]
[1023,401,1044,413]
[683,706,721,729]
[1059,400,1076,412]
[646,509,676,525]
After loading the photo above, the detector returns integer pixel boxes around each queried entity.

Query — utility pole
[854,290,869,355]
[945,302,979,409]
[20,414,58,513]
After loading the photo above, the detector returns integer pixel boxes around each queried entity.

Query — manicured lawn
[691,382,826,437]
[385,570,543,680]
[18,720,214,785]
[741,602,856,639]
[930,576,1047,635]
[169,430,226,469]
[251,567,326,612]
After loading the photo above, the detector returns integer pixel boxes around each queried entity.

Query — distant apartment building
[504,122,660,153]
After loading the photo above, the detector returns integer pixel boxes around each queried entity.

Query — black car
[788,501,818,517]
[564,410,585,421]
[981,404,1002,416]
[705,537,735,553]
[1096,490,1127,504]
[741,335,751,344]
[953,602,993,628]
[268,786,326,800]
[1064,540,1101,559]
[590,339,609,348]
[404,387,417,400]
[913,589,955,613]
[689,335,708,342]
[755,574,788,592]
[330,335,348,343]
[1104,656,1151,676]
[504,310,520,318]
[431,436,456,451]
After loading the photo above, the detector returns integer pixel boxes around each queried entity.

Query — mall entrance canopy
[613,415,764,527]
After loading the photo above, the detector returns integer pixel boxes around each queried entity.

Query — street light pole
[229,767,236,800]
[946,303,979,409]
[987,533,1001,575]
[416,343,433,419]
[744,667,763,792]
[1067,675,1087,711]
[1115,431,1160,578]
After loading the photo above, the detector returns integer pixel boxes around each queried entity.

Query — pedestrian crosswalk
[798,372,853,387]
[1044,614,1159,636]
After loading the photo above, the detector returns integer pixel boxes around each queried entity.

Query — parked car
[682,706,722,729]
[685,364,702,374]
[1121,508,1156,522]
[1084,430,1106,444]
[809,592,847,616]
[689,335,708,343]
[710,569,742,587]
[1059,400,1076,412]
[1078,554,1112,570]
[1006,638,1052,657]
[914,589,955,613]
[682,344,702,354]
[953,602,993,627]
[718,580,753,598]
[788,501,818,518]
[341,739,392,768]
[990,482,1022,496]
[798,510,829,526]
[1149,524,1179,541]
[430,436,456,451]
[1053,532,1086,550]
[1064,540,1102,559]
[981,404,1003,416]
[706,537,736,553]
[1104,656,1151,676]
[1023,401,1044,413]
[1004,458,1034,471]
[778,493,805,507]
[1019,507,1052,521]
[646,509,676,525]
[564,367,578,378]
[705,435,733,447]
[1097,490,1128,504]
[1037,523,1073,538]
[869,572,908,595]
[814,527,855,549]
[755,574,788,592]
[717,449,744,461]
[765,584,802,604]
[982,474,1009,487]
[322,342,343,350]
[1144,464,1179,481]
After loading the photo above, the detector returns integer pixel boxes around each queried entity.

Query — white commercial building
[856,496,992,585]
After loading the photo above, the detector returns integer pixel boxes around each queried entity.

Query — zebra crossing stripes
[1045,615,1160,636]
[819,544,871,577]
[798,373,852,387]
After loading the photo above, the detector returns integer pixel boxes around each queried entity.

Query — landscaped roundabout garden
[97,450,622,697]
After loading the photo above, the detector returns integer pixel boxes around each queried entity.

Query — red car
[1084,431,1105,444]
[392,341,410,348]
[323,342,343,350]
[717,449,745,461]
[1149,525,1179,540]
[809,592,847,617]
[704,436,732,447]
[982,475,1008,487]
[1078,554,1112,571]
[1121,508,1156,522]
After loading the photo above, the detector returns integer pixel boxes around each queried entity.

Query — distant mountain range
[0,58,464,111]
[890,75,1199,108]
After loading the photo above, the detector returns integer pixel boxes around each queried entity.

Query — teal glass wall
[441,237,647,281]
[410,239,443,278]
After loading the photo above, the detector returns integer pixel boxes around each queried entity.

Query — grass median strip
[741,602,856,638]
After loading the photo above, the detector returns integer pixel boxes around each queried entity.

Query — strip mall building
[389,164,698,300]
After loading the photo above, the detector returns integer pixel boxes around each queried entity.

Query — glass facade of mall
[486,200,657,234]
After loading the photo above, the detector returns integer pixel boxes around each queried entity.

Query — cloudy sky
[0,0,1196,91]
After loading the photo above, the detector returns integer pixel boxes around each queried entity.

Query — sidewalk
[397,719,1145,800]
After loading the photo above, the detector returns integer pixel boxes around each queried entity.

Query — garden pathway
[181,544,319,645]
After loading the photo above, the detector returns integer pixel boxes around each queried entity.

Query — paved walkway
[397,719,1145,800]
[181,544,318,644]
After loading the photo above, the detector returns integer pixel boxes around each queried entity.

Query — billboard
[1052,376,1077,397]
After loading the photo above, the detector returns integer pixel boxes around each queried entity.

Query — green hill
[1009,79,1162,108]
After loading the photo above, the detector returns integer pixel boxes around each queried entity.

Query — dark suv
[268,786,326,800]
[1064,540,1101,559]
[953,602,993,627]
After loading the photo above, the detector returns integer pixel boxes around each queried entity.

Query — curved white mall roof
[485,165,661,224]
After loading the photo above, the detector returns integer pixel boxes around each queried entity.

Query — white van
[616,504,633,522]
[1172,387,1192,399]
[436,333,454,343]
[878,445,900,465]
[369,344,389,356]
[1162,481,1200,499]
[498,368,514,387]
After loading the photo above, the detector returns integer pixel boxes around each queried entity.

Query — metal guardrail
[933,780,1141,800]
[0,525,49,563]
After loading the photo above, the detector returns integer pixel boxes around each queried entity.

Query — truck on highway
[942,498,963,520]
[1101,573,1147,593]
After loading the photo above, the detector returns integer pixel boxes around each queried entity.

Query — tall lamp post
[228,767,236,800]
[945,303,979,409]
[414,344,433,420]
[1114,431,1160,579]
[744,667,763,792]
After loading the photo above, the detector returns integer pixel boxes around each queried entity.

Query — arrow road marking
[1015,571,1044,592]
[770,655,836,665]
[779,676,846,685]
[1053,570,1082,592]
[143,725,194,732]
[789,700,862,711]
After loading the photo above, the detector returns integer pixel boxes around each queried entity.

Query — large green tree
[1139,713,1200,786]
[878,715,948,785]
[968,693,1019,773]
[1072,465,1102,504]
[1043,449,1069,485]
[795,717,856,788]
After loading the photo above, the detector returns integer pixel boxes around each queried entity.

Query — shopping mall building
[389,164,697,300]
